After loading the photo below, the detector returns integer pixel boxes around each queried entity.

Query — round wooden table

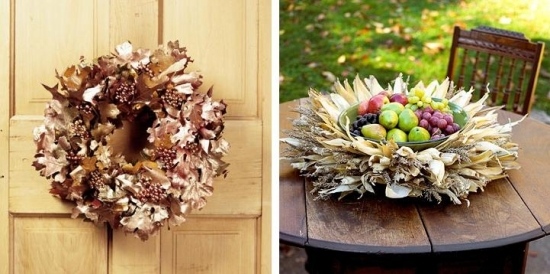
[279,99,550,273]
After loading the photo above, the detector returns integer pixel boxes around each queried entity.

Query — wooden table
[279,99,550,274]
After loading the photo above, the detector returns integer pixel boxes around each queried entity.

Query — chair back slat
[469,51,481,91]
[446,26,545,115]
[501,58,517,106]
[513,61,528,111]
[491,55,505,104]
[457,48,468,89]
[481,53,492,96]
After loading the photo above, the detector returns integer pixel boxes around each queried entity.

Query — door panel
[111,230,160,273]
[163,0,259,118]
[109,0,160,49]
[160,218,256,274]
[13,217,108,274]
[14,0,102,116]
[1,0,270,273]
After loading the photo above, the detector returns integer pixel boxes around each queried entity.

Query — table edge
[307,238,432,254]
[431,228,544,253]
[302,227,545,254]
[280,232,307,247]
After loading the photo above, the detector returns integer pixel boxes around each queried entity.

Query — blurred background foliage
[279,0,550,112]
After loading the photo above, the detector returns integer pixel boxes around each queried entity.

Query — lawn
[279,0,550,113]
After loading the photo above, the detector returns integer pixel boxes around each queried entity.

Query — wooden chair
[446,26,545,115]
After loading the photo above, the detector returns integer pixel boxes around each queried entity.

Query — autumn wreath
[282,74,522,205]
[32,41,229,240]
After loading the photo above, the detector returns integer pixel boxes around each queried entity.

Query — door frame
[1,0,11,272]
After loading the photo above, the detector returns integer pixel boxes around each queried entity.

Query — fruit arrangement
[349,87,463,143]
[284,74,521,204]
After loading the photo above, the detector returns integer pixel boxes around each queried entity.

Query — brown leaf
[81,157,97,172]
[57,65,89,101]
[423,42,444,55]
[37,151,69,178]
[91,122,115,140]
[322,71,336,82]
[42,83,68,102]
[97,102,121,122]
[154,134,174,149]
[337,55,346,64]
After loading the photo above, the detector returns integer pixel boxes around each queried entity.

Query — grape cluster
[414,107,460,140]
[68,119,90,139]
[350,113,378,136]
[88,170,106,189]
[154,147,177,169]
[162,89,187,108]
[406,88,450,113]
[111,80,137,105]
[136,175,167,203]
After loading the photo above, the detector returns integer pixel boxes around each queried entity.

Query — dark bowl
[337,98,469,151]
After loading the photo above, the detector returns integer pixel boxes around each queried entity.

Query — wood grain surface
[305,181,431,253]
[499,111,550,234]
[418,177,542,252]
[279,100,308,245]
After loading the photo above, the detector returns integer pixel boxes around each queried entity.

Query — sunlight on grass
[280,0,550,112]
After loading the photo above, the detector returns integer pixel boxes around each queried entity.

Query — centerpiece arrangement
[282,74,522,204]
[32,41,229,240]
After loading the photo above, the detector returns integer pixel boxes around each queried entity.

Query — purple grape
[415,109,422,120]
[431,127,441,136]
[452,122,460,132]
[423,106,434,114]
[431,133,447,140]
[437,119,448,129]
[445,125,455,134]
[443,114,453,124]
[422,112,432,120]
[429,116,439,127]
[419,119,429,129]
[433,111,443,119]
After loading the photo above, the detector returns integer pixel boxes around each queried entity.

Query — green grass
[279,0,550,112]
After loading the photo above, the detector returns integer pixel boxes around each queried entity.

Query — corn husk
[282,74,522,204]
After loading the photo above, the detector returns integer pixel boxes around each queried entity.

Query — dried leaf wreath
[33,41,229,240]
[281,74,524,205]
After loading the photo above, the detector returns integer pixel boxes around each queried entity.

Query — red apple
[365,94,389,114]
[377,91,390,98]
[390,93,408,106]
[357,100,370,116]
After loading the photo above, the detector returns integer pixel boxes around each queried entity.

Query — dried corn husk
[281,74,522,204]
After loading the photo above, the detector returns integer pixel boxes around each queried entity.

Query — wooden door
[0,1,271,273]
